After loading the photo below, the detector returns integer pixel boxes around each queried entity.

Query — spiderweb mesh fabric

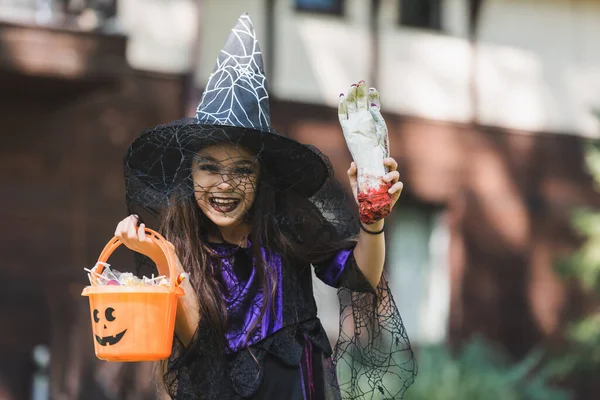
[335,274,417,399]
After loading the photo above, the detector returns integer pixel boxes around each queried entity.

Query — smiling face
[191,143,259,233]
[93,306,127,346]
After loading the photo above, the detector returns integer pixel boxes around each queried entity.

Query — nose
[216,174,233,191]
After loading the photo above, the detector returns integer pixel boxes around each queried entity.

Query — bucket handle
[92,228,178,288]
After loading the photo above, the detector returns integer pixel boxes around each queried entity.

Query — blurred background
[1,0,600,399]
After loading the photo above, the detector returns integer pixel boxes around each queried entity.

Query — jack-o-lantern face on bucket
[93,307,126,346]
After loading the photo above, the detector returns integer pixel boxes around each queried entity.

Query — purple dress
[213,241,368,399]
[166,241,416,399]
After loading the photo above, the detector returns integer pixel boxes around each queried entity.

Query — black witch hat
[124,14,329,213]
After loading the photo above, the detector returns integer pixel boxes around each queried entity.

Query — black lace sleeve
[333,261,417,399]
[282,192,417,398]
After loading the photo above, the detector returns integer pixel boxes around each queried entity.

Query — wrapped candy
[175,272,189,287]
[85,263,169,287]
[338,81,392,224]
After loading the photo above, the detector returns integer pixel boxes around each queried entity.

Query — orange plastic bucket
[82,228,184,362]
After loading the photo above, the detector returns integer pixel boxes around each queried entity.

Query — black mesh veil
[121,12,416,400]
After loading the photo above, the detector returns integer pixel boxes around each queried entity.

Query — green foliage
[584,140,600,187]
[405,337,571,400]
[552,113,600,377]
[549,315,600,376]
[556,207,600,291]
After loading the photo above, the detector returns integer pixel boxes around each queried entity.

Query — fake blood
[357,181,392,225]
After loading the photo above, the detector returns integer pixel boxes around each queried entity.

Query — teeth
[211,198,238,205]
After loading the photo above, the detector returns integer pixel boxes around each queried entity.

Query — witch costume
[124,14,416,400]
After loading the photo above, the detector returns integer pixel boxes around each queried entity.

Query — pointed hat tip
[195,10,270,130]
[238,12,253,24]
[232,12,256,35]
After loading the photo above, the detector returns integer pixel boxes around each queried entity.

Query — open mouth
[209,197,241,213]
[95,330,127,346]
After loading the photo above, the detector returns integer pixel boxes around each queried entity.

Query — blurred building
[190,0,600,357]
[0,1,187,399]
[1,0,600,399]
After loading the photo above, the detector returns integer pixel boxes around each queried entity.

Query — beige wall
[269,0,371,105]
[115,0,600,137]
[194,0,267,83]
[118,0,199,73]
[476,0,600,137]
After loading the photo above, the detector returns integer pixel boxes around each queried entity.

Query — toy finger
[346,84,358,114]
[369,106,388,140]
[368,87,380,109]
[338,93,348,121]
[356,80,368,111]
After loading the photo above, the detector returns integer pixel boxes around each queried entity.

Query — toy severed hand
[339,81,393,224]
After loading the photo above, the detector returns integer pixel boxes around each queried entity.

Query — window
[0,0,117,28]
[388,205,450,345]
[294,0,343,15]
[399,0,442,31]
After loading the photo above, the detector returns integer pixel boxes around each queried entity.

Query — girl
[116,14,415,400]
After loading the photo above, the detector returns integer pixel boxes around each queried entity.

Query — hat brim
[125,120,330,201]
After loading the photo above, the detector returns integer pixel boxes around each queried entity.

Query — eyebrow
[193,155,256,166]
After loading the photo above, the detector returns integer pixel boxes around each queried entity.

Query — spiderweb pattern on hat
[195,14,270,130]
[123,13,416,400]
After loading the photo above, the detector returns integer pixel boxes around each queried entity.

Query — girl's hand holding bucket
[113,215,200,347]
[114,215,178,275]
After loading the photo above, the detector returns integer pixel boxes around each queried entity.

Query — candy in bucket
[85,262,188,287]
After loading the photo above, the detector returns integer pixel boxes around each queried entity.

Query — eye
[105,307,116,322]
[93,309,100,323]
[234,167,254,175]
[198,164,219,173]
